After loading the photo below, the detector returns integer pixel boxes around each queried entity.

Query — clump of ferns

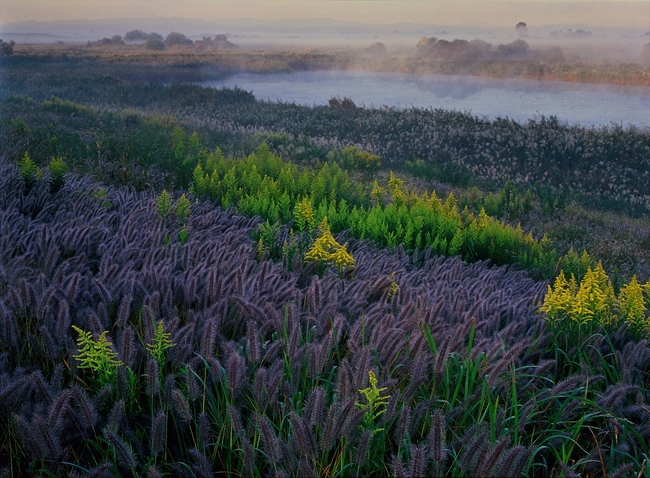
[17,152,69,194]
[71,325,124,392]
[253,203,310,267]
[254,219,283,260]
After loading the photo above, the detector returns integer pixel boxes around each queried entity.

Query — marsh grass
[1,55,649,477]
[0,154,648,476]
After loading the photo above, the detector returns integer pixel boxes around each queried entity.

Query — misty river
[200,71,650,128]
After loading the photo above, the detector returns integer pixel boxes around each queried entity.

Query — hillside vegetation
[0,53,649,477]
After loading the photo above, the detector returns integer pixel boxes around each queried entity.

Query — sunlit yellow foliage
[330,242,356,271]
[618,275,648,334]
[304,217,355,273]
[257,238,267,260]
[541,271,577,326]
[370,179,385,207]
[192,163,207,196]
[387,272,399,301]
[387,171,405,207]
[542,264,649,334]
[188,143,554,273]
[577,263,616,325]
[146,320,176,370]
[476,207,490,231]
[357,370,390,434]
[293,197,316,232]
[72,325,123,386]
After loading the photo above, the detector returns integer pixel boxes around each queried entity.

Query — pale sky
[1,1,649,28]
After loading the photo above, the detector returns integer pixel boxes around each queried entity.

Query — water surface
[201,71,650,128]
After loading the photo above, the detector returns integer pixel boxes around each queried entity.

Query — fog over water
[201,71,650,128]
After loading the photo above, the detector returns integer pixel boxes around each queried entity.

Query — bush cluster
[543,263,650,339]
[190,143,556,275]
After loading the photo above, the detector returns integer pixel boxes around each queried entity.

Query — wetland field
[0,39,649,477]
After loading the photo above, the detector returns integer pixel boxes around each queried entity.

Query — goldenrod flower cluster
[542,263,650,334]
[304,217,355,273]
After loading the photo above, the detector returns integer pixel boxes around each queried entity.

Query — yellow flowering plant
[304,217,355,275]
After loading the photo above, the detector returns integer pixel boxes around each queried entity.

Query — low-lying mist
[1,16,648,65]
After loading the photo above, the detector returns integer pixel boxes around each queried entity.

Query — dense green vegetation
[185,142,554,276]
[0,54,649,477]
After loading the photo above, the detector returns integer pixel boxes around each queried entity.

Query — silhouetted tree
[194,34,237,50]
[543,46,565,62]
[497,40,529,58]
[516,22,528,37]
[125,29,147,41]
[0,39,15,56]
[417,38,483,60]
[416,37,438,56]
[146,38,165,50]
[366,42,387,56]
[163,32,193,47]
[470,39,492,57]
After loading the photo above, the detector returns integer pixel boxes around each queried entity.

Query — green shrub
[47,157,67,192]
[189,144,556,276]
[17,152,40,189]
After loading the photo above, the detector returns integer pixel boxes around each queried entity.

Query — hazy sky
[1,1,649,28]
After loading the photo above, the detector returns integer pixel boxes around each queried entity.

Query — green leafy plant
[178,227,188,246]
[91,187,112,209]
[255,220,282,258]
[370,179,385,207]
[257,237,266,260]
[155,190,173,226]
[293,196,315,233]
[17,152,41,189]
[175,193,191,227]
[340,145,380,171]
[72,325,123,387]
[145,320,176,370]
[387,171,406,207]
[47,156,67,192]
[559,248,596,285]
[357,370,390,435]
[175,193,191,245]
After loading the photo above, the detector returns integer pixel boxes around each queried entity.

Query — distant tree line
[416,37,564,62]
[195,34,237,51]
[550,29,592,38]
[87,35,125,47]
[124,29,163,42]
[84,30,239,51]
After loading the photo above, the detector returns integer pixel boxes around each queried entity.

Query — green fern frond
[357,371,390,433]
[72,325,123,386]
[146,320,176,369]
